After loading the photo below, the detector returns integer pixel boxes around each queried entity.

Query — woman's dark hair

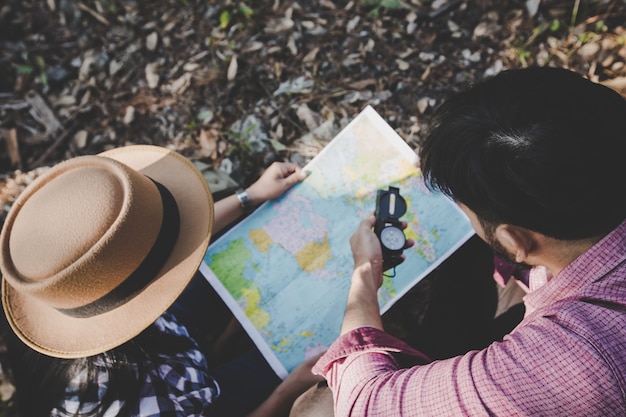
[420,67,626,240]
[6,320,195,417]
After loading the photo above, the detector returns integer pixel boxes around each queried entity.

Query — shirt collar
[523,218,626,315]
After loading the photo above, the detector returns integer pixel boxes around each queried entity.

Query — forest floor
[1,0,626,414]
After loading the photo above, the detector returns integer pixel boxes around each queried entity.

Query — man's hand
[350,215,385,286]
[351,215,413,275]
[341,216,385,334]
[341,215,414,335]
[350,215,383,280]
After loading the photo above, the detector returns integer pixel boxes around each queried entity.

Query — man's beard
[482,221,532,271]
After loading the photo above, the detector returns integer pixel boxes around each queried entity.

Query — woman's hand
[246,162,307,205]
[212,162,306,234]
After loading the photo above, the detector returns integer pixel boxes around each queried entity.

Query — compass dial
[380,226,406,251]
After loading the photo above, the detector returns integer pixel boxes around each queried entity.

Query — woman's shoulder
[53,312,219,416]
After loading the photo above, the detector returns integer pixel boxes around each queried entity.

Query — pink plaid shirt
[313,219,626,416]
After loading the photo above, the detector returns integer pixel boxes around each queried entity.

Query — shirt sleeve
[139,313,220,417]
[313,322,624,417]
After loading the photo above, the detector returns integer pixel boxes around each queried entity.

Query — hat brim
[2,145,214,358]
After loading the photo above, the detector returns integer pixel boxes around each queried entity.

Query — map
[200,106,474,378]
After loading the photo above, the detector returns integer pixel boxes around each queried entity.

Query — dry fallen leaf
[348,78,377,89]
[166,73,191,95]
[296,103,322,131]
[227,55,238,81]
[146,32,158,51]
[265,17,294,33]
[197,127,218,159]
[396,59,410,71]
[417,97,430,114]
[123,106,135,125]
[145,63,160,89]
[73,130,88,149]
[303,46,320,63]
[79,53,95,81]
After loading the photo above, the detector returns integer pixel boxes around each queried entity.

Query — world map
[200,106,474,378]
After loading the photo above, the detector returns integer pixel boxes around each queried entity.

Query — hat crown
[1,156,163,310]
[10,165,123,281]
[0,145,213,359]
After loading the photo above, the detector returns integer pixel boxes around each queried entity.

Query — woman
[0,145,320,416]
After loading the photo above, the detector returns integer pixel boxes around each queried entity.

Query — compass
[374,186,408,270]
[380,225,407,251]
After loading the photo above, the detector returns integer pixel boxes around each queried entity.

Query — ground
[0,0,625,414]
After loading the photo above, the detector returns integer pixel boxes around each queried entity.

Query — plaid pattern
[52,312,219,417]
[314,219,626,416]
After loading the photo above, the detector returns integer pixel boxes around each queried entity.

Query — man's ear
[494,225,535,263]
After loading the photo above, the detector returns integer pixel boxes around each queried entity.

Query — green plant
[219,2,256,30]
[15,64,34,76]
[224,124,255,155]
[35,55,48,87]
[511,0,614,68]
[516,48,532,67]
[510,20,550,67]
[570,0,581,26]
[186,119,198,130]
[13,54,48,87]
[577,31,598,45]
[361,0,402,17]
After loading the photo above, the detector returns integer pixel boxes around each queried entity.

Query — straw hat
[0,145,214,358]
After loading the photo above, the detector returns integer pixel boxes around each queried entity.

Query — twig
[24,91,63,136]
[77,2,110,25]
[0,128,22,170]
[30,124,76,169]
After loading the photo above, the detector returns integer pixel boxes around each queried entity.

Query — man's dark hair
[420,67,626,240]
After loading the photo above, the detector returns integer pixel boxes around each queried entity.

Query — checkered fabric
[314,219,626,416]
[51,312,219,417]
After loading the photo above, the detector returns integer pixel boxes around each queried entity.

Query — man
[310,67,626,416]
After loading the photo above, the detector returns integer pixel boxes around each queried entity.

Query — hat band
[56,178,180,318]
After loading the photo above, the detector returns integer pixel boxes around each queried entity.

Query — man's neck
[532,234,603,277]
